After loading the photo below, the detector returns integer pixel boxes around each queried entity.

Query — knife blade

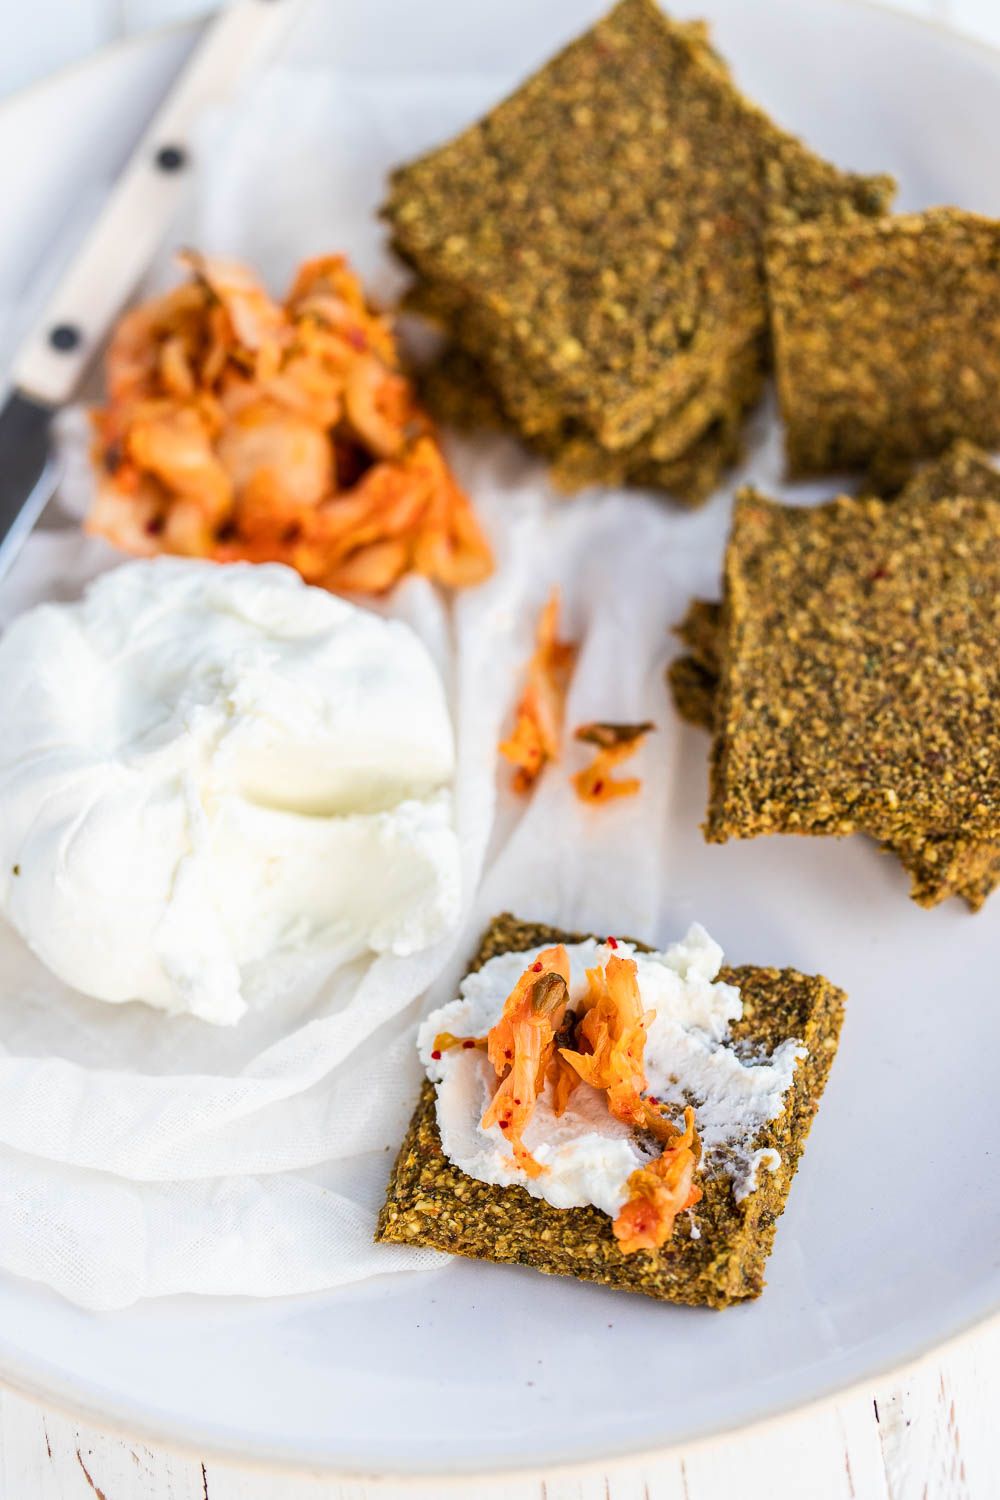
[0,0,307,583]
[0,393,60,580]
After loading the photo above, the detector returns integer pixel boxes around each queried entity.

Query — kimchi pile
[89,251,492,594]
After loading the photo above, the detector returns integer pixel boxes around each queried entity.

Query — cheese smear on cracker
[420,926,804,1216]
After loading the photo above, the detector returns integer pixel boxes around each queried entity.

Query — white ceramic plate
[1,0,999,1478]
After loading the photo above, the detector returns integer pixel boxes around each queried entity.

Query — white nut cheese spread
[0,558,461,1024]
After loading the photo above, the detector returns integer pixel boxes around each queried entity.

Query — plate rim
[0,0,999,1478]
[0,1295,998,1480]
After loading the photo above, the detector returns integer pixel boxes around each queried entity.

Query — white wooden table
[0,1,998,1495]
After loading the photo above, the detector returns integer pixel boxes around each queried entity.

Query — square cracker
[884,444,1000,906]
[669,448,1000,910]
[377,915,844,1308]
[668,594,1000,910]
[385,0,893,452]
[768,209,1000,478]
[706,486,1000,845]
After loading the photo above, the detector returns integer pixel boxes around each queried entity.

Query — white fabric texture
[0,65,753,1310]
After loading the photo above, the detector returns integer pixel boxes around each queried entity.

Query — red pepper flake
[606,935,618,949]
[462,1039,476,1049]
[499,1120,510,1131]
[504,1048,513,1060]
[514,1098,521,1106]
[593,779,605,795]
[430,1049,442,1061]
[531,961,543,972]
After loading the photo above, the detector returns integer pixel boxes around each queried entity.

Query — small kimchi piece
[499,590,577,793]
[480,946,571,1178]
[546,1050,581,1117]
[559,952,678,1146]
[88,249,493,596]
[546,1005,582,1117]
[613,1107,703,1255]
[178,249,288,368]
[572,721,655,804]
[558,954,653,1130]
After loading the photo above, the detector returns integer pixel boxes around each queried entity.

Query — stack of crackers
[383,0,894,505]
[670,442,1000,911]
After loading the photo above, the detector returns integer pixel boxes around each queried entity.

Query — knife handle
[12,0,307,408]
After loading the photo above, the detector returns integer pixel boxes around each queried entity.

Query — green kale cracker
[377,915,844,1307]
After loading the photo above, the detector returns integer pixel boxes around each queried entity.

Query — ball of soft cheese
[0,558,461,1025]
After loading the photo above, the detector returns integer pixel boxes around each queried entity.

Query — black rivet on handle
[155,144,187,172]
[49,324,81,352]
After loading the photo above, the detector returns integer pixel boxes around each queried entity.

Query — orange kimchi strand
[558,952,674,1144]
[499,589,577,793]
[559,951,703,1253]
[547,1051,581,1118]
[612,1106,703,1255]
[87,249,492,595]
[431,945,703,1249]
[479,946,571,1178]
[546,1002,583,1118]
[572,721,656,805]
